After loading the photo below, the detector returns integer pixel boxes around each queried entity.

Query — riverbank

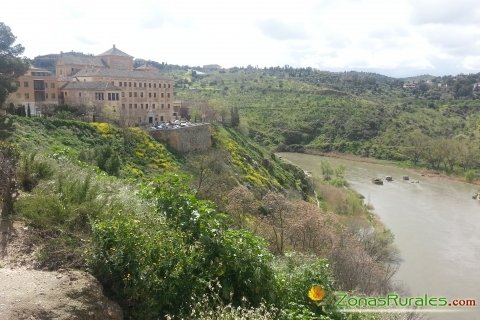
[302,149,480,187]
[279,151,480,320]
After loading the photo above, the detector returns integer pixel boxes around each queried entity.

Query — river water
[278,152,480,320]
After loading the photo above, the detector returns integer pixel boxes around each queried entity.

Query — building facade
[5,67,59,116]
[6,45,176,125]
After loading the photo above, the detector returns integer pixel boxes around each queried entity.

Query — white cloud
[2,0,480,76]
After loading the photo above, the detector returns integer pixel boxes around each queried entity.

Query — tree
[0,22,29,108]
[230,106,240,127]
[0,142,19,216]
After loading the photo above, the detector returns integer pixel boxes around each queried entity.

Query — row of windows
[18,81,55,88]
[121,103,171,110]
[117,81,171,89]
[125,92,170,98]
[94,92,120,101]
[18,93,56,99]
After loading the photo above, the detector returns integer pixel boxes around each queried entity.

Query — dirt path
[0,219,122,320]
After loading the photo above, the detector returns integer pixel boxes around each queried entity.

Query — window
[51,83,55,88]
[64,92,67,96]
[134,82,137,87]
[149,83,151,88]
[129,92,132,97]
[134,104,137,109]
[168,104,170,108]
[79,92,82,97]
[168,84,171,88]
[122,104,125,109]
[119,82,122,86]
[108,93,112,100]
[146,103,149,109]
[122,92,125,97]
[154,93,157,98]
[46,93,48,99]
[15,81,20,87]
[141,104,144,109]
[149,92,152,98]
[140,92,143,98]
[124,82,127,86]
[95,92,105,100]
[161,93,164,98]
[116,93,119,100]
[45,83,48,88]
[163,83,166,88]
[129,82,132,87]
[161,103,164,108]
[52,93,56,99]
[134,92,137,97]
[152,104,155,109]
[25,93,29,99]
[167,93,170,98]
[24,81,29,87]
[154,83,157,88]
[129,104,132,109]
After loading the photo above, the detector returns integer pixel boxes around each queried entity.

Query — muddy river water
[278,152,480,320]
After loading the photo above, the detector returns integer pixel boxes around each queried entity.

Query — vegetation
[173,67,480,182]
[2,114,408,319]
[0,22,29,108]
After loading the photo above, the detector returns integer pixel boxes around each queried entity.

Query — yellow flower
[308,285,326,301]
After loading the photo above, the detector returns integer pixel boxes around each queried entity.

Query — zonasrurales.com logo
[335,292,476,310]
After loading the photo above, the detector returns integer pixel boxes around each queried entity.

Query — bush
[274,254,345,320]
[17,153,54,192]
[465,170,476,183]
[89,173,277,319]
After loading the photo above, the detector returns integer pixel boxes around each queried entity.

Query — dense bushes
[89,173,277,318]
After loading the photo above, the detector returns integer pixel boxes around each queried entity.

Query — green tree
[0,22,29,108]
[230,106,240,127]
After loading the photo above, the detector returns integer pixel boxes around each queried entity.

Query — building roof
[61,81,122,91]
[98,45,133,58]
[57,53,105,67]
[74,67,172,81]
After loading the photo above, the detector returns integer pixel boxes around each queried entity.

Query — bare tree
[0,142,19,217]
[262,192,292,255]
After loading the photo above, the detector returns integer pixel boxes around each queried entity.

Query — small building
[403,81,417,89]
[5,67,59,116]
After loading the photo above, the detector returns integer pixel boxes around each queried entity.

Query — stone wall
[149,124,212,153]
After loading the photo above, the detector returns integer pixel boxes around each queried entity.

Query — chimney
[113,44,116,49]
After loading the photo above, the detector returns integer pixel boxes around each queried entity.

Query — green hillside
[174,68,480,179]
[1,115,401,319]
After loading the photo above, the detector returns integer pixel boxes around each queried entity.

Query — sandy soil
[0,219,123,320]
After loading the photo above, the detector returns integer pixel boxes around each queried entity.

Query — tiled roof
[98,45,133,58]
[61,81,122,91]
[74,67,172,81]
[57,53,105,67]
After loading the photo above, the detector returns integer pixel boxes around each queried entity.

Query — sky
[2,0,480,77]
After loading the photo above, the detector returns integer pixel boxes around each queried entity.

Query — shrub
[274,254,345,320]
[17,152,54,192]
[89,173,278,318]
[465,170,476,183]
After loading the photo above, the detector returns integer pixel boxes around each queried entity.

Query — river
[278,152,480,320]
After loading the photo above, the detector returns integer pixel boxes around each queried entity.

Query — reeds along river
[278,152,480,320]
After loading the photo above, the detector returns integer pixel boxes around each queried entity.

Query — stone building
[6,45,176,125]
[5,67,59,116]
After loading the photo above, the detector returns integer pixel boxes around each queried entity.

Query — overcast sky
[3,0,480,77]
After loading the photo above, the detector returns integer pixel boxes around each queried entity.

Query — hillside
[0,115,405,319]
[174,67,480,180]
